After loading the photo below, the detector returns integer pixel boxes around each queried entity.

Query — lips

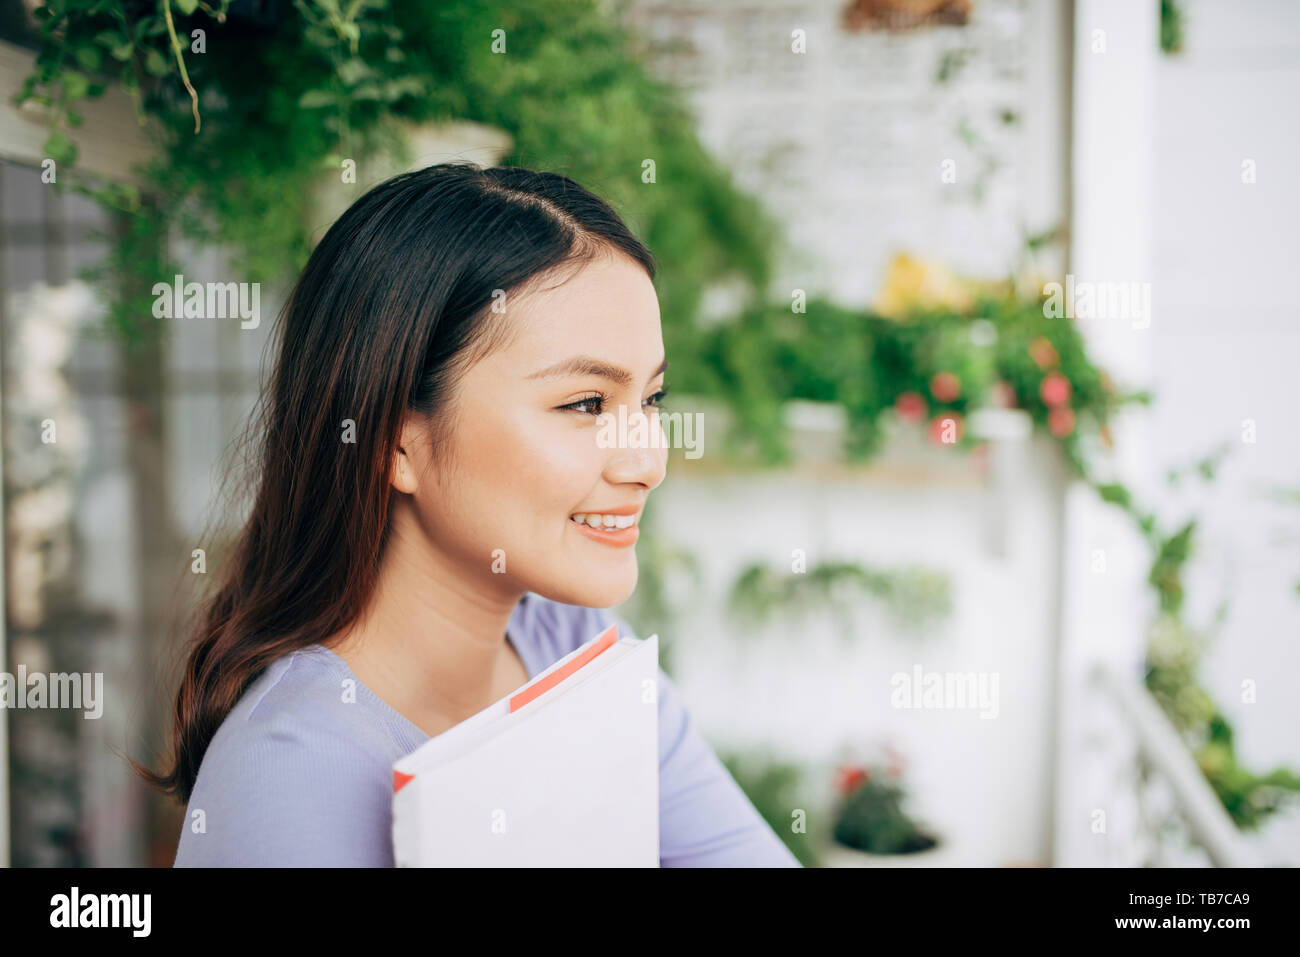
[570,503,642,516]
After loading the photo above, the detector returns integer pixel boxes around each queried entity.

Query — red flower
[929,371,962,403]
[1048,406,1075,437]
[1040,372,1072,407]
[835,764,869,795]
[928,412,963,446]
[895,391,927,424]
[1029,337,1058,370]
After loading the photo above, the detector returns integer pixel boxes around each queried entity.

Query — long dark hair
[136,163,656,803]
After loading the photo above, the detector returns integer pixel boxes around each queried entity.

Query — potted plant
[821,746,947,866]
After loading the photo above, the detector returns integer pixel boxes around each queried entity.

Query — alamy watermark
[890,666,999,719]
[50,887,150,936]
[1,667,104,719]
[1043,275,1151,329]
[152,273,260,329]
[596,406,703,459]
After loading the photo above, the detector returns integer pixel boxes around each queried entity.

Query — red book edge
[509,623,618,713]
[391,623,619,793]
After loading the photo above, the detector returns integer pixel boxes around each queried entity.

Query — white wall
[1147,0,1300,863]
[623,0,1070,308]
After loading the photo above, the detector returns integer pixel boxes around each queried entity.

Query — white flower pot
[818,837,955,867]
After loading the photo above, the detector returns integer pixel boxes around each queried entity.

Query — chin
[532,562,638,611]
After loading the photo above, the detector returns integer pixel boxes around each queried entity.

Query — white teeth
[571,513,636,530]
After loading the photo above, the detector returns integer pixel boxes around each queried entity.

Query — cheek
[463,409,598,520]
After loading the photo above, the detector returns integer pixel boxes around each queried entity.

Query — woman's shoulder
[208,644,405,757]
[173,645,400,866]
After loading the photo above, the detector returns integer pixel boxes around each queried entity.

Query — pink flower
[929,371,962,403]
[895,391,927,424]
[1048,406,1075,437]
[1040,372,1072,407]
[928,413,964,446]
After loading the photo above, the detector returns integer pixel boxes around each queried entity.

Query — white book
[391,626,660,867]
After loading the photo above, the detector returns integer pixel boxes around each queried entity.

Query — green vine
[1096,450,1300,831]
[1160,0,1186,56]
[13,0,777,350]
[728,559,953,639]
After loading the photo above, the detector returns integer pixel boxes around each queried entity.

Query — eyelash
[562,388,669,417]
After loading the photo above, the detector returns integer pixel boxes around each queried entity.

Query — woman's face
[398,252,669,610]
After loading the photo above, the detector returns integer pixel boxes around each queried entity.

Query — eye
[560,386,669,417]
[561,392,608,416]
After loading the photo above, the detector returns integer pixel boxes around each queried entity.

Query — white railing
[1089,660,1259,868]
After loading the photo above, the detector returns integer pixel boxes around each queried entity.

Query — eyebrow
[526,354,668,387]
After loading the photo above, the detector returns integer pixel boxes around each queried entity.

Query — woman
[139,163,799,867]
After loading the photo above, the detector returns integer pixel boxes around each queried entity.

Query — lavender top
[173,593,800,867]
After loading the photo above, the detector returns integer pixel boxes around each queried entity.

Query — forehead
[496,254,661,360]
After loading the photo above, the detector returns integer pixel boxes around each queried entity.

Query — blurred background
[0,0,1297,867]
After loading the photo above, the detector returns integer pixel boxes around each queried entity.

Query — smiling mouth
[569,512,639,530]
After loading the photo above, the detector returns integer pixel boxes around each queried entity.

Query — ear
[389,417,423,495]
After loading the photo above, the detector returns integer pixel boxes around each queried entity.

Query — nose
[602,406,668,491]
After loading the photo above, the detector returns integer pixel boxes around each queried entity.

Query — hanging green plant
[14,0,780,355]
[728,559,953,639]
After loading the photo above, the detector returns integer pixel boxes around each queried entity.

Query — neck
[324,503,524,734]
